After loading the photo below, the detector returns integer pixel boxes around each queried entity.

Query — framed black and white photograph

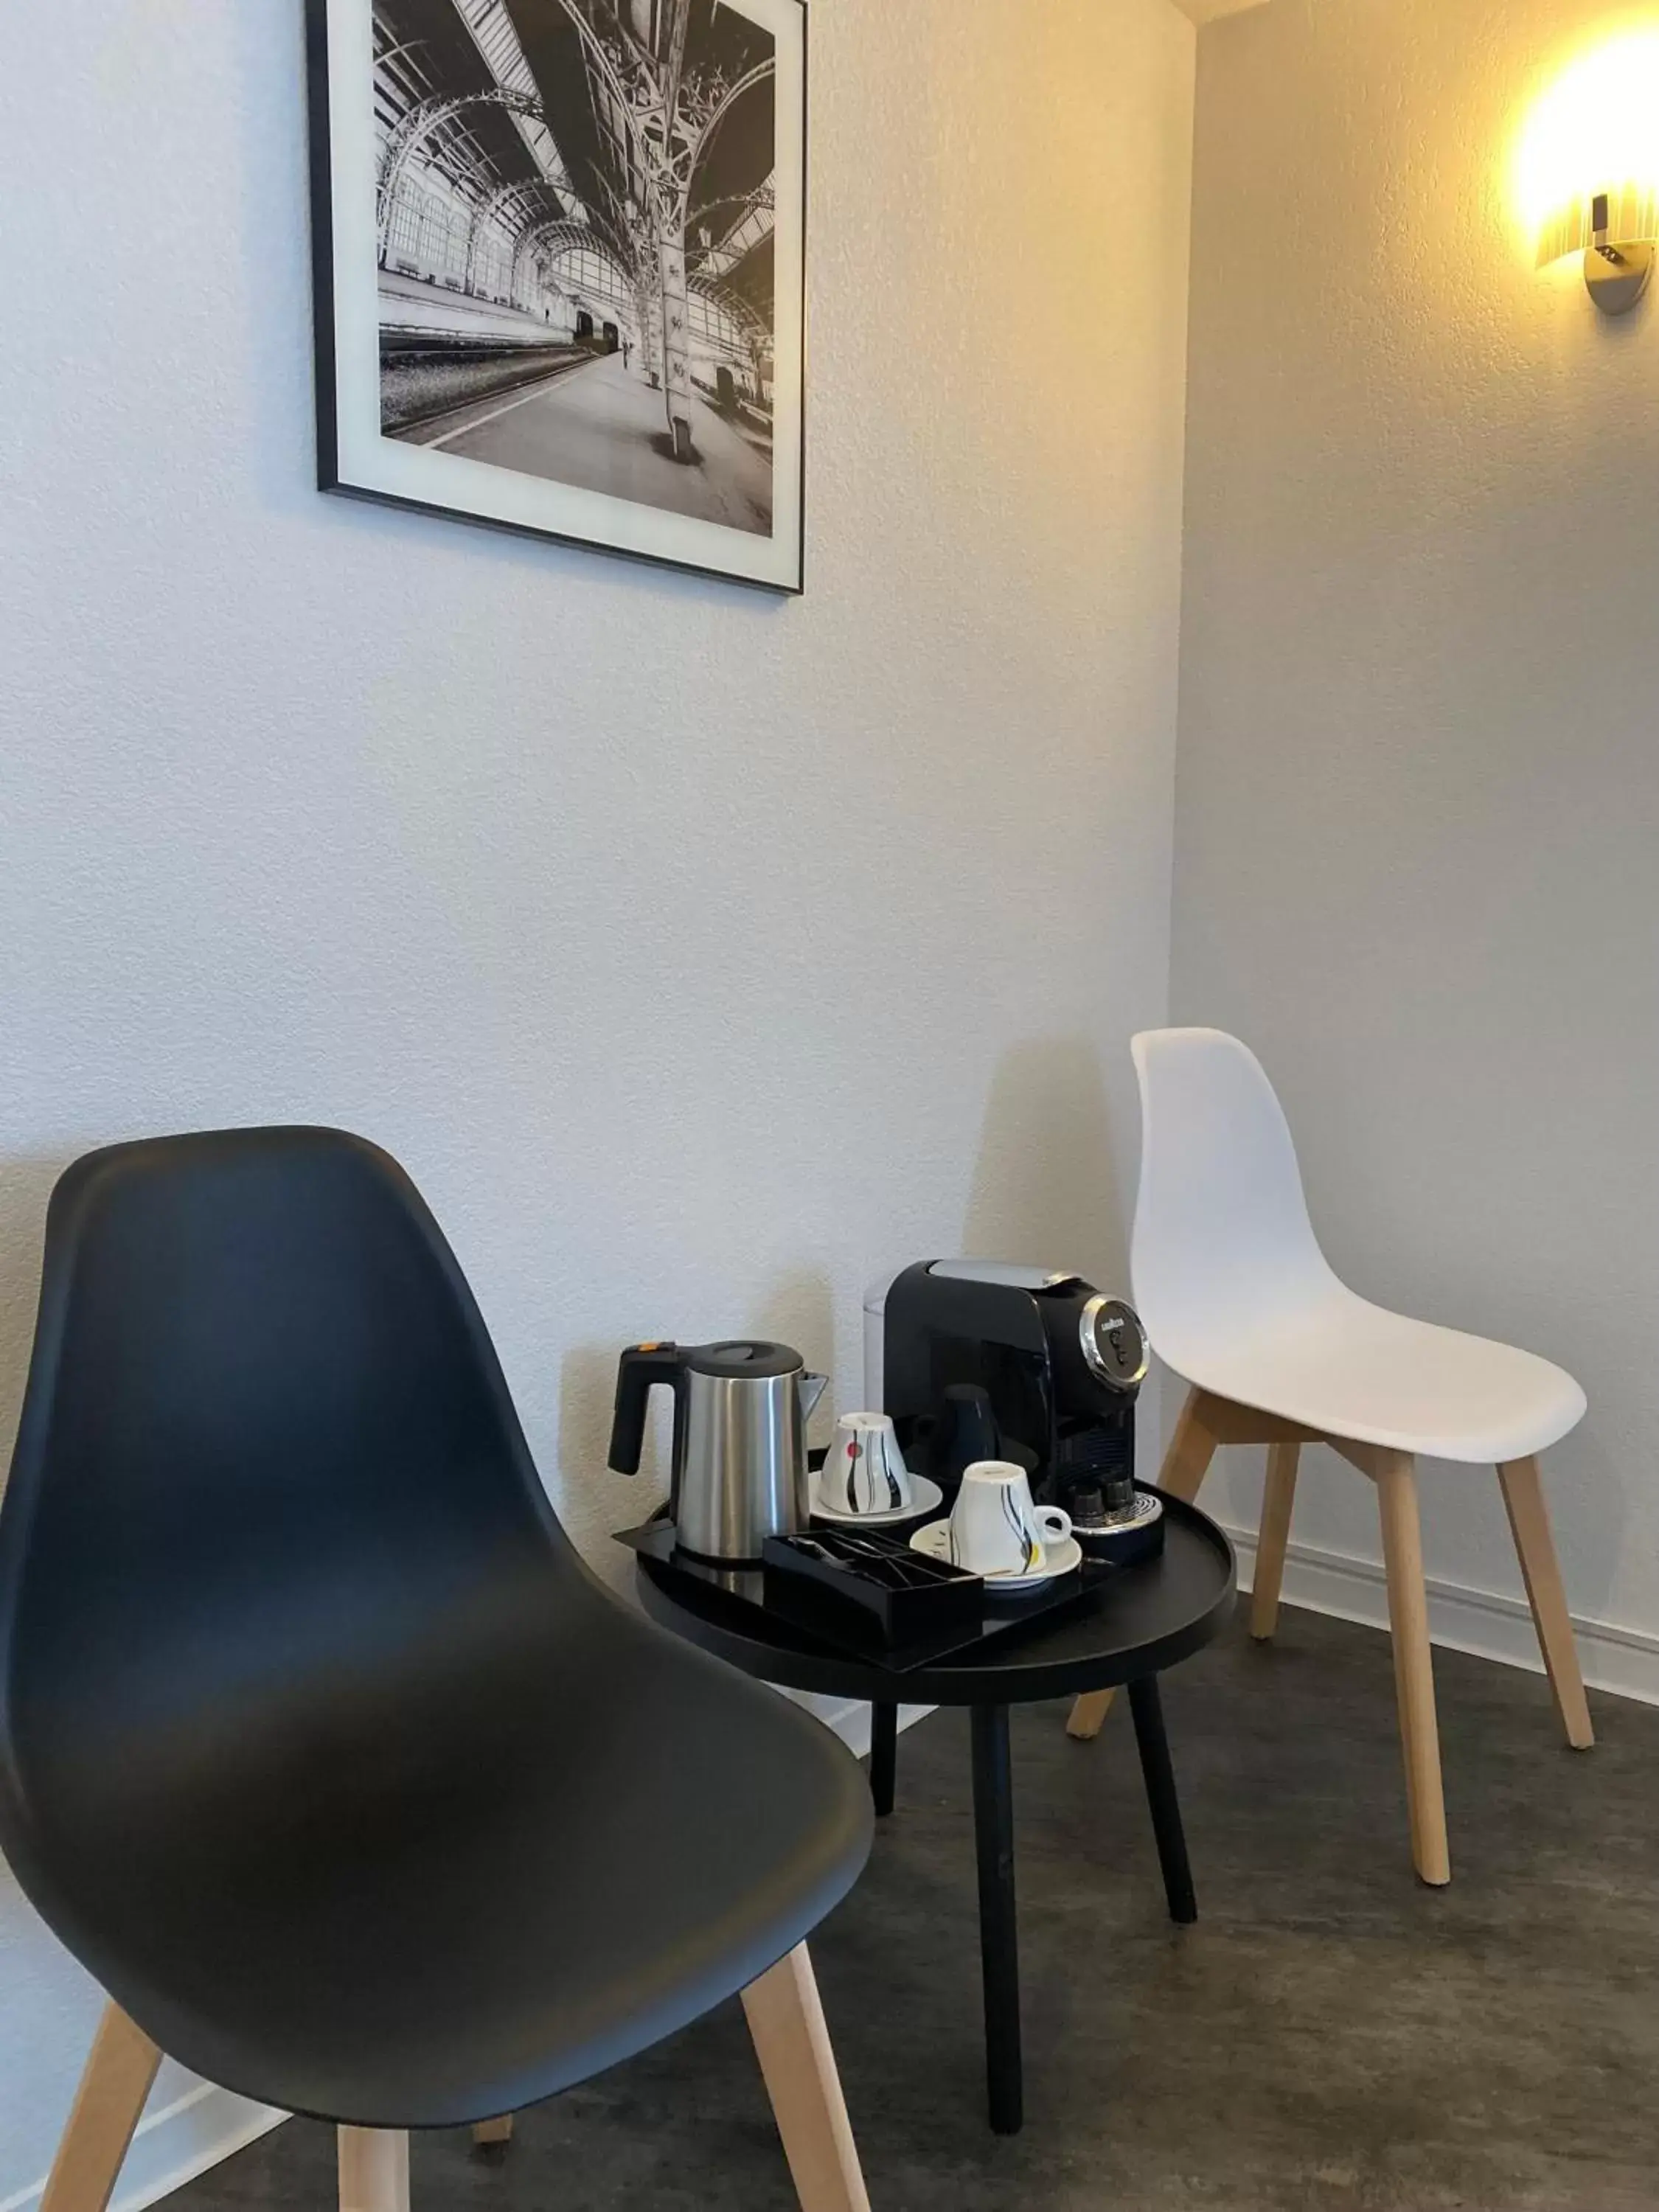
[307,0,806,591]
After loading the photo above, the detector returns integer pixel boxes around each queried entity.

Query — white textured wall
[1174,0,1659,1663]
[0,0,1195,2197]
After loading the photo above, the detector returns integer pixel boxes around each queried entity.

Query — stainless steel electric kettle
[608,1339,829,1563]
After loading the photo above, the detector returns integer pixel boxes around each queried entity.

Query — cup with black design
[818,1412,917,1518]
[950,1460,1072,1577]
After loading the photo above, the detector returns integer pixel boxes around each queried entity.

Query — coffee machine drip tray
[1072,1487,1166,1569]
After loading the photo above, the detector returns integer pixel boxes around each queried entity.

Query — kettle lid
[681,1339,804,1380]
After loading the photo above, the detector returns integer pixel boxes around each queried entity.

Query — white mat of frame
[807,1700,937,1758]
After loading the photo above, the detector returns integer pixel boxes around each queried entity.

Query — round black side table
[634,1494,1234,2135]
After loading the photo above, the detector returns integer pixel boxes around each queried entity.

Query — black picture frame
[306,0,808,594]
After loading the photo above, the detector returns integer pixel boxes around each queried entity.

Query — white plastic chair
[1068,1028,1593,1885]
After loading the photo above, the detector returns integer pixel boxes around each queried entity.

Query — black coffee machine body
[879,1262,1150,1536]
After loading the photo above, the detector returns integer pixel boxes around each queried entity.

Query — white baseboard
[0,2081,284,2212]
[112,2090,285,2212]
[818,1699,936,1756]
[1225,1523,1659,1708]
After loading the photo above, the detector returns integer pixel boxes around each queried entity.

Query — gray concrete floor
[167,1604,1659,2211]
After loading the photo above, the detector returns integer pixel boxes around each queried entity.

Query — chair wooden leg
[40,2003,162,2212]
[338,2129,409,2212]
[470,2115,514,2154]
[1374,1454,1450,1887]
[1250,1441,1300,1641]
[1068,1387,1220,1740]
[742,1944,870,2212]
[1065,1691,1119,1743]
[1498,1456,1594,1750]
[1155,1386,1224,1503]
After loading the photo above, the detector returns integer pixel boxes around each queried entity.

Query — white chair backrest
[1130,1029,1340,1359]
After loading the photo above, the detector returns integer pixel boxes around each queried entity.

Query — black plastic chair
[0,1129,874,2212]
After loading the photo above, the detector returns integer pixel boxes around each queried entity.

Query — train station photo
[369,0,781,536]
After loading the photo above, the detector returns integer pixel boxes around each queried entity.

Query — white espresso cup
[950,1461,1072,1577]
[820,1412,916,1517]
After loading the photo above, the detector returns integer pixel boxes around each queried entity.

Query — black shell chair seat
[0,1130,873,2130]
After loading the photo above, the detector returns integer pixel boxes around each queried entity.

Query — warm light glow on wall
[1513,27,1659,265]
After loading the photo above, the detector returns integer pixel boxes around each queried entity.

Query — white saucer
[812,1475,943,1529]
[909,1519,1085,1593]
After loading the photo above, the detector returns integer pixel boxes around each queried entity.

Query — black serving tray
[614,1517,1107,1673]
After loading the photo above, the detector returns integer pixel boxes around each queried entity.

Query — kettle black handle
[608,1343,684,1475]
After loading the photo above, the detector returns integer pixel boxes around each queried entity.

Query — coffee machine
[871,1262,1150,1540]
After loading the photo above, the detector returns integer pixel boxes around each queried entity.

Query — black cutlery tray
[762,1529,983,1651]
[615,1517,1104,1672]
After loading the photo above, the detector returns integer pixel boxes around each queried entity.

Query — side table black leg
[1128,1674,1197,1924]
[970,1701,1023,2135]
[869,1701,898,1818]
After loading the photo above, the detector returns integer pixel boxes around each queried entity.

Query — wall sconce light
[1545,187,1657,314]
[1586,192,1655,313]
[1514,31,1659,315]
